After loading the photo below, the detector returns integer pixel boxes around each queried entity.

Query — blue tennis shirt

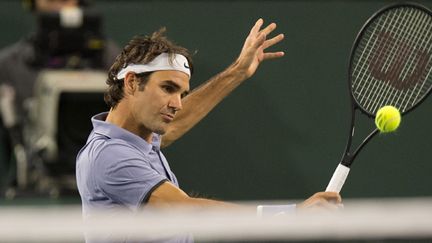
[76,112,192,243]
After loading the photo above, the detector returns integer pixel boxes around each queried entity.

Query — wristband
[257,204,296,217]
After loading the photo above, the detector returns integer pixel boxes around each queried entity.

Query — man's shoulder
[78,135,153,178]
[83,134,147,162]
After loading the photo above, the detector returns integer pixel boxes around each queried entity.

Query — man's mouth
[161,113,175,122]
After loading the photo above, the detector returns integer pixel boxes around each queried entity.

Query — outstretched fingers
[260,22,277,36]
[235,19,285,78]
[263,51,285,60]
[250,18,264,35]
[252,32,267,49]
[262,33,285,60]
[263,33,284,49]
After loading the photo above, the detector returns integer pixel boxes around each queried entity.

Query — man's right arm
[147,181,342,211]
[147,181,237,209]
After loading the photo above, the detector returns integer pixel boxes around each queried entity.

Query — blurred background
[0,0,431,207]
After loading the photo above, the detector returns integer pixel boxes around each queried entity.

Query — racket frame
[342,2,432,167]
[327,3,432,192]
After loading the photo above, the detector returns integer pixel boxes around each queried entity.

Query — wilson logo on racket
[369,31,431,91]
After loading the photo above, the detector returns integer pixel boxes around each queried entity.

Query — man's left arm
[161,19,284,147]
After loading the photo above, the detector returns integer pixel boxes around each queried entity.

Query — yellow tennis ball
[375,106,401,133]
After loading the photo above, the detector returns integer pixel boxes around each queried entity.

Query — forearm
[185,197,239,208]
[147,181,253,212]
[161,60,247,147]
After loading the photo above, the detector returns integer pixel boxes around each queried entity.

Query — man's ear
[124,72,137,95]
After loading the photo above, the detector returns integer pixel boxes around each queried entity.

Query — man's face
[35,0,79,12]
[129,70,190,136]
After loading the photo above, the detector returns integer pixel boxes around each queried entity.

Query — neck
[106,102,153,143]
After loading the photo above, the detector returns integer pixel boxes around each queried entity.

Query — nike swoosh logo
[184,63,190,69]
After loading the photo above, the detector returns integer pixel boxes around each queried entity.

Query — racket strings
[356,8,423,111]
[372,9,430,112]
[360,9,411,112]
[353,9,403,111]
[392,10,432,111]
[356,8,420,111]
[364,8,432,112]
[351,6,432,115]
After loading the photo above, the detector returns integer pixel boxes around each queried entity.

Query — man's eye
[162,85,175,93]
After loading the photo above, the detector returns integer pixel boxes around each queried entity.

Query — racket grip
[326,163,350,193]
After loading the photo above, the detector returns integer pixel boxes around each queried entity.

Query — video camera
[34,7,105,69]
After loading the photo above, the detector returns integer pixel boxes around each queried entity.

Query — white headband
[116,53,191,80]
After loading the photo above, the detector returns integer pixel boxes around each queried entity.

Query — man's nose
[168,95,182,111]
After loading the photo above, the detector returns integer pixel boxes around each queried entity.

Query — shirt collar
[91,112,161,154]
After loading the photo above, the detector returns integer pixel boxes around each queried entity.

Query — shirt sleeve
[94,142,167,210]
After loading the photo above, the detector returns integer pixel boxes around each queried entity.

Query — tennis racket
[326,3,432,193]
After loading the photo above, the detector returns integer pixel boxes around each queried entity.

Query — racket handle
[326,163,350,193]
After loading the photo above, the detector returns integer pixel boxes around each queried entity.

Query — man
[76,19,341,242]
[0,0,120,195]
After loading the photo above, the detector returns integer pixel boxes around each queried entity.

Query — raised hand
[235,18,285,79]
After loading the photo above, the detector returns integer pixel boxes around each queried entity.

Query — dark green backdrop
[1,0,431,201]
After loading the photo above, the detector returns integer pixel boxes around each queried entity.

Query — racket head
[349,3,432,117]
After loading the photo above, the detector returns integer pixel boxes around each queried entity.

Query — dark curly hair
[104,28,194,108]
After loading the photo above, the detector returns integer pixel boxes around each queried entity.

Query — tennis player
[76,19,341,243]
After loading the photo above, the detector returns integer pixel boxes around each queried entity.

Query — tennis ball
[375,106,401,133]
